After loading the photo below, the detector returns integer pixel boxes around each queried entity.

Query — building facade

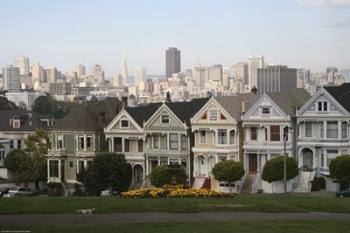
[165,47,181,79]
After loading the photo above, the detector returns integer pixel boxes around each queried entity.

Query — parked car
[0,187,10,197]
[336,189,350,197]
[4,187,34,197]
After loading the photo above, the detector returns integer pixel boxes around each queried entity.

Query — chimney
[121,96,128,107]
[241,100,246,114]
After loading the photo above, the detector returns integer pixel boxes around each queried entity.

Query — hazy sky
[0,0,349,76]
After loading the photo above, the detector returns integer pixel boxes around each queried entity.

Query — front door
[249,154,257,173]
[198,156,206,177]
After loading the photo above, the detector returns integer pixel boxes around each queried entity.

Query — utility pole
[283,133,287,196]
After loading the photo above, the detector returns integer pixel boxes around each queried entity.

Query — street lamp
[283,126,293,196]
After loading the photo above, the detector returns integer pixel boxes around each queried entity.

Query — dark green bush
[150,165,187,188]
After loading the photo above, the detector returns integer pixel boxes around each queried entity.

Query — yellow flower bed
[121,185,233,198]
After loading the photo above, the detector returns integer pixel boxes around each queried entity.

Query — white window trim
[120,120,130,129]
[161,115,170,124]
[199,130,207,144]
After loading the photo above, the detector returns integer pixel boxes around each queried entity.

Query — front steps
[240,174,256,194]
[294,171,314,192]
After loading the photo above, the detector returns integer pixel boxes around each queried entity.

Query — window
[270,125,280,141]
[49,160,59,178]
[138,140,143,152]
[121,120,129,128]
[320,122,324,138]
[342,122,347,139]
[181,135,187,149]
[78,160,84,173]
[181,158,187,168]
[169,134,179,150]
[124,139,130,152]
[327,150,338,167]
[160,157,168,165]
[283,127,289,141]
[17,140,22,149]
[169,159,178,165]
[219,156,227,162]
[251,127,257,141]
[86,136,93,150]
[153,136,160,149]
[218,129,227,144]
[305,122,312,137]
[209,109,218,121]
[57,135,63,149]
[200,130,207,144]
[262,107,270,115]
[327,121,338,139]
[317,101,328,112]
[264,127,268,141]
[321,151,325,167]
[160,135,167,149]
[10,140,14,149]
[114,137,122,152]
[230,130,235,144]
[78,136,85,150]
[161,115,169,124]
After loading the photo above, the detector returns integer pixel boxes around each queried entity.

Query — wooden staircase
[240,174,256,194]
[202,177,211,190]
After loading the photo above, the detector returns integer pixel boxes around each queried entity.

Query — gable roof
[125,103,162,127]
[324,83,350,113]
[266,88,311,117]
[0,110,50,132]
[166,98,209,125]
[52,98,122,131]
[215,93,258,120]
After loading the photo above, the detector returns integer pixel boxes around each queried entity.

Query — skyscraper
[133,67,146,92]
[256,65,297,95]
[3,65,21,91]
[93,64,105,83]
[32,62,46,84]
[248,55,264,90]
[76,64,86,78]
[207,64,222,82]
[165,47,181,79]
[15,56,29,76]
[122,50,128,86]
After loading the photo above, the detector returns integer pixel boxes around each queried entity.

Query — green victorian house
[46,98,121,184]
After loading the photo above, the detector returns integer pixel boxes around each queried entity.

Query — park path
[1,212,350,225]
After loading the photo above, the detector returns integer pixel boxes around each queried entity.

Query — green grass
[1,221,350,233]
[1,195,350,214]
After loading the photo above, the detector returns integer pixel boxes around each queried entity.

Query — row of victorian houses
[1,84,350,193]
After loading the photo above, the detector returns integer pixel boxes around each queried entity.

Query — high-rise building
[93,64,105,83]
[32,62,46,84]
[232,62,249,86]
[248,55,264,90]
[15,57,30,76]
[193,65,207,89]
[207,64,222,82]
[76,64,86,78]
[256,65,297,95]
[122,51,128,86]
[46,67,59,83]
[165,47,181,79]
[3,65,21,91]
[49,80,72,95]
[134,67,146,92]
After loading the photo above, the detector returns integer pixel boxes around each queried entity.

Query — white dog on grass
[76,208,96,216]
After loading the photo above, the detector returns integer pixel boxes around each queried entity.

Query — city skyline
[0,0,349,76]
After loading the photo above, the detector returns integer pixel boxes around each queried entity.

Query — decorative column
[178,133,181,150]
[121,138,125,153]
[167,133,170,150]
[84,134,87,152]
[338,121,341,139]
[47,159,50,182]
[58,160,62,181]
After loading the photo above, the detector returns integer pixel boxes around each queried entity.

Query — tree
[0,96,18,110]
[24,129,51,189]
[33,95,70,119]
[150,165,187,187]
[212,160,244,192]
[329,155,350,189]
[90,152,132,195]
[4,149,32,183]
[262,156,299,183]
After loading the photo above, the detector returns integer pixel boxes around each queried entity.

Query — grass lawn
[1,195,350,214]
[1,220,350,233]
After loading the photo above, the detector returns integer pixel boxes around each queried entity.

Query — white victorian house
[191,93,257,192]
[297,83,350,192]
[242,89,310,193]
